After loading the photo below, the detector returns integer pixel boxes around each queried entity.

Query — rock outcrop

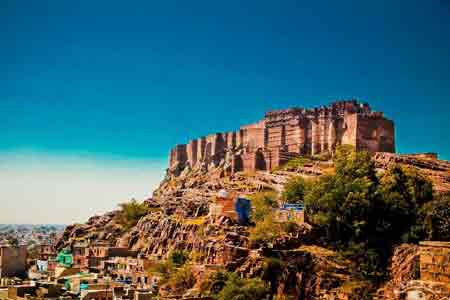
[55,210,123,251]
[373,152,450,193]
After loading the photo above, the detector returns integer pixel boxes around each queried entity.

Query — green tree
[416,193,450,241]
[304,146,379,247]
[303,145,435,280]
[377,165,433,243]
[282,176,307,204]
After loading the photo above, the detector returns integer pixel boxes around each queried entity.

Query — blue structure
[276,203,305,223]
[280,203,304,211]
[235,198,251,225]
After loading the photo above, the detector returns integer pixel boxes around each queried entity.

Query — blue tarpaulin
[235,198,251,225]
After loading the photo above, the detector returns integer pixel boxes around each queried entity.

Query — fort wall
[168,100,395,173]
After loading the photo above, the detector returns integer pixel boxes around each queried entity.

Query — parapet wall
[168,100,395,173]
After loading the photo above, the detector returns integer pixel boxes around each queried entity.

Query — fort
[169,100,395,173]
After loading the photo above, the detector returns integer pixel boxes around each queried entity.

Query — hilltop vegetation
[115,199,150,230]
[301,146,435,280]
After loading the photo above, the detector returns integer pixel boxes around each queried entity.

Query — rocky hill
[54,99,450,300]
[56,143,450,299]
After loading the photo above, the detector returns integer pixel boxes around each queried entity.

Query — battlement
[264,100,374,119]
[168,100,395,173]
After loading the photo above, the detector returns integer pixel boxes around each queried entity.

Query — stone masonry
[419,241,450,283]
[169,100,395,173]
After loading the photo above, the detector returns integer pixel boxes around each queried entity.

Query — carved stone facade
[169,100,395,173]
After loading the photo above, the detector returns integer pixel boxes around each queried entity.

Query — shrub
[200,270,229,295]
[249,217,301,246]
[167,265,196,291]
[189,250,204,263]
[217,273,270,300]
[311,151,332,161]
[116,199,149,230]
[340,243,386,280]
[304,145,435,248]
[250,191,278,222]
[249,214,283,245]
[169,249,189,267]
[282,157,310,171]
[282,221,300,234]
[147,260,174,284]
[8,237,20,247]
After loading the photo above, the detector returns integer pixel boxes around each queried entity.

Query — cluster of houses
[0,241,156,300]
[0,192,306,300]
[58,241,154,288]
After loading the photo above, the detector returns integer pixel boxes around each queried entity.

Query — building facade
[0,245,27,278]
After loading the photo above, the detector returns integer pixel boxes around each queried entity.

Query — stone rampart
[168,100,395,174]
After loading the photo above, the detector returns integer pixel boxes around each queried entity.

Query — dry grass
[296,245,336,257]
[184,217,207,225]
[321,166,336,175]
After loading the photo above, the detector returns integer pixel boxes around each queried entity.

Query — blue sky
[1,0,449,223]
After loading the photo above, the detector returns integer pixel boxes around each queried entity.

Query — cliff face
[373,152,450,193]
[168,100,395,176]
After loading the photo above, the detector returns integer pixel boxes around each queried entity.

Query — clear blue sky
[1,0,449,223]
